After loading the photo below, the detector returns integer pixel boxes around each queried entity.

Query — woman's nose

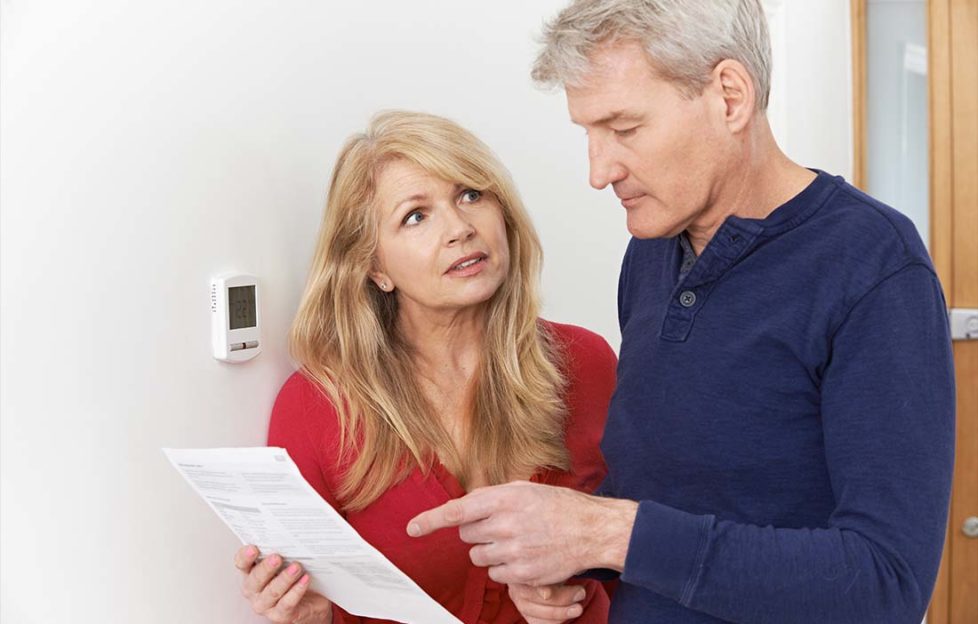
[445,206,476,246]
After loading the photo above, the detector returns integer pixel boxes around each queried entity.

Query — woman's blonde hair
[291,110,569,511]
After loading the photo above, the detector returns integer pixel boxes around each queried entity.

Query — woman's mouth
[446,253,488,275]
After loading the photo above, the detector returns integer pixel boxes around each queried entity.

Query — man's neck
[686,122,817,256]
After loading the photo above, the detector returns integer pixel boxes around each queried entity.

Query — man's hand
[406,480,638,586]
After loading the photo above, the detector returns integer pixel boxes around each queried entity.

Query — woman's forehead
[375,161,465,207]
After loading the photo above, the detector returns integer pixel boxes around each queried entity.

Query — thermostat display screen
[228,286,257,330]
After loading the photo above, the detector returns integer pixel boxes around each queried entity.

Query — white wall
[767,0,854,178]
[0,1,851,622]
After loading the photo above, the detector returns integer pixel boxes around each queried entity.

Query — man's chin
[626,214,675,240]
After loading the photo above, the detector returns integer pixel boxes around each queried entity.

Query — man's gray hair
[532,0,772,110]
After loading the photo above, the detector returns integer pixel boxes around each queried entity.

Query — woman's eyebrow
[393,193,427,213]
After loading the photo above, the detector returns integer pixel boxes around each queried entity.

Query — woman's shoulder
[270,371,343,442]
[539,319,617,373]
[269,371,347,509]
[537,320,614,493]
[275,370,337,410]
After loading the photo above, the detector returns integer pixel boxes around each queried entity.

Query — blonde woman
[233,111,616,624]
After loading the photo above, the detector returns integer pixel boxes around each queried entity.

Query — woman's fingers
[267,573,311,618]
[234,547,332,623]
[233,545,260,573]
[253,560,306,613]
[511,582,586,606]
[242,553,284,599]
[508,583,586,623]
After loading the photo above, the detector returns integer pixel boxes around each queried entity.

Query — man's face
[566,41,729,239]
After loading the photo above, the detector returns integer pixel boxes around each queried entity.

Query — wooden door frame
[850,0,953,287]
[851,1,972,622]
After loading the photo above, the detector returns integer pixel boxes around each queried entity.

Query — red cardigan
[268,321,617,624]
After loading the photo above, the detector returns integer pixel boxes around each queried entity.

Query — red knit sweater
[268,321,617,623]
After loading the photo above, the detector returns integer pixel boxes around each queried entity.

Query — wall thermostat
[211,273,261,363]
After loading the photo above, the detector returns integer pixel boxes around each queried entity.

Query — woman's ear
[369,271,394,292]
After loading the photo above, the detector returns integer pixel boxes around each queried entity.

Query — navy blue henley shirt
[601,170,955,623]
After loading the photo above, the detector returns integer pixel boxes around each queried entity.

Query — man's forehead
[564,42,660,125]
[565,81,649,127]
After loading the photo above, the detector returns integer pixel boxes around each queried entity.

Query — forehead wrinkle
[388,181,466,216]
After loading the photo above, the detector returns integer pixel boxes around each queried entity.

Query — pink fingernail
[299,574,310,585]
[245,546,257,558]
[287,563,300,576]
[266,555,280,569]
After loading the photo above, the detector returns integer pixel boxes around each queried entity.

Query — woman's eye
[403,210,425,226]
[460,189,482,203]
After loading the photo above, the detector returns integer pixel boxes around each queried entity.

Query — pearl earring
[380,282,388,291]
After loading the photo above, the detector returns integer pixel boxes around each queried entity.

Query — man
[408,1,955,622]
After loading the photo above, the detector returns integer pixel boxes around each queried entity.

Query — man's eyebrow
[574,110,644,127]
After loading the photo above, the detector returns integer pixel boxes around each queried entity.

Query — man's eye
[460,189,482,203]
[613,127,638,138]
[403,210,425,226]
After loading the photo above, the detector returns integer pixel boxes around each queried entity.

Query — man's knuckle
[513,564,534,584]
[458,524,476,543]
[445,501,465,523]
[488,565,506,583]
[468,546,484,566]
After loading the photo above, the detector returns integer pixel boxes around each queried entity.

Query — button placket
[660,223,760,342]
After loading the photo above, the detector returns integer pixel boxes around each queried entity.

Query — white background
[0,1,851,622]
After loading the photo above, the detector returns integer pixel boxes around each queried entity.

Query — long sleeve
[620,263,955,623]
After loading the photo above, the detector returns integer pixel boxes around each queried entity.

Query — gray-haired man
[410,2,954,622]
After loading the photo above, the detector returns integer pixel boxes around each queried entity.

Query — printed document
[163,446,462,624]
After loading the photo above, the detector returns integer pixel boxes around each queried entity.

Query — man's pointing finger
[407,490,497,537]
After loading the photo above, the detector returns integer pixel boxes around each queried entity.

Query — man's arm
[410,264,954,624]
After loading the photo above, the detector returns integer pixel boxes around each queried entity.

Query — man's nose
[588,137,626,190]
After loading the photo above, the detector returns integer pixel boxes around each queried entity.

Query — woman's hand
[234,545,333,624]
[508,582,586,624]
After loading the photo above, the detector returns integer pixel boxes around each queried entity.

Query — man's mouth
[620,194,644,208]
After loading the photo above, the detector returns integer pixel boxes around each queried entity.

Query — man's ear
[712,59,756,134]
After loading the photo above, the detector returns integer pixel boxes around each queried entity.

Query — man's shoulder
[810,173,930,265]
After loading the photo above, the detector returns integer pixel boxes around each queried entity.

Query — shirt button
[679,290,697,307]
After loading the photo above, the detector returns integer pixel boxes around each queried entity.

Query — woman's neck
[396,303,486,385]
[396,304,486,476]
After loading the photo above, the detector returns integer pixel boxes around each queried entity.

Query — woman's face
[371,159,511,317]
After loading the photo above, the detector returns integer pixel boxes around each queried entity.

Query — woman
[233,111,616,624]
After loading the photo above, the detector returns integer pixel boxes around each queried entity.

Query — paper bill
[163,446,462,624]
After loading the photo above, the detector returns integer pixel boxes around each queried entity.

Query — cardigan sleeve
[619,263,955,624]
